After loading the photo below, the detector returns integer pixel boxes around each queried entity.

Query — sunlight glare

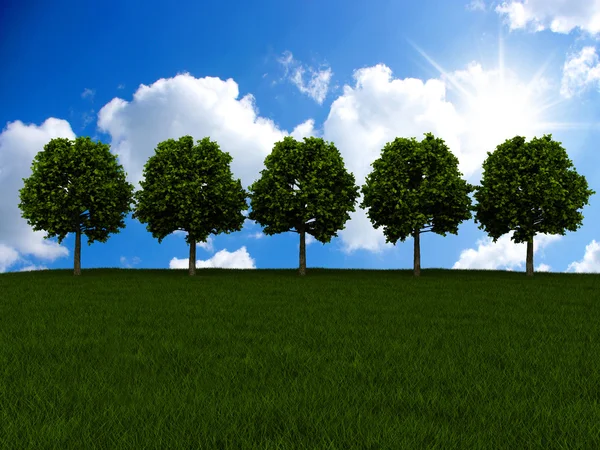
[407,32,597,152]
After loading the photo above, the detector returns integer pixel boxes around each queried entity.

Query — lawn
[1,268,599,449]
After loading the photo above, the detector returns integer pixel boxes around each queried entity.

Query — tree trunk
[74,227,81,276]
[299,228,306,276]
[526,238,534,277]
[413,230,421,277]
[189,235,196,276]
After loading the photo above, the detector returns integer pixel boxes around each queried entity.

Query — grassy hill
[1,268,599,448]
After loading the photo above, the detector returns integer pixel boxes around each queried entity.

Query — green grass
[1,268,599,449]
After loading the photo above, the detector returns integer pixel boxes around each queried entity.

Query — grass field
[1,267,599,449]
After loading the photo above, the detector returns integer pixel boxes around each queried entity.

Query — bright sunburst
[407,32,594,150]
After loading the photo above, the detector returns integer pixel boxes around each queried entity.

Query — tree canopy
[473,134,595,276]
[247,136,360,275]
[361,132,474,276]
[133,135,247,275]
[18,136,135,275]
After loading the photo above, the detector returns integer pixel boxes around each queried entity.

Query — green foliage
[247,136,360,242]
[133,136,247,245]
[18,136,134,245]
[360,132,474,243]
[473,134,595,243]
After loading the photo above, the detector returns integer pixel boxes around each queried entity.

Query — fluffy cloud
[560,47,600,98]
[291,119,317,139]
[494,0,600,35]
[536,263,551,272]
[169,246,256,269]
[566,240,600,273]
[0,243,20,273]
[196,236,215,252]
[98,73,291,191]
[323,62,552,254]
[97,73,321,267]
[323,65,463,253]
[0,119,74,273]
[452,231,562,271]
[278,51,333,105]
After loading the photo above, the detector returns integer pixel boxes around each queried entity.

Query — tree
[360,133,474,276]
[248,136,359,276]
[18,136,135,275]
[473,134,595,276]
[133,136,247,276]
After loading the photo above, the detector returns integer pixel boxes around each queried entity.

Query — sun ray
[406,38,475,101]
[534,97,569,115]
[410,32,599,135]
[526,51,557,92]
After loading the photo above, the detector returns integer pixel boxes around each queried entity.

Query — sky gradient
[1,0,600,274]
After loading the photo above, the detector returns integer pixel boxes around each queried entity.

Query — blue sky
[1,0,600,273]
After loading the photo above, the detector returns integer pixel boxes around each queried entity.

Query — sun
[407,34,588,150]
[462,70,543,145]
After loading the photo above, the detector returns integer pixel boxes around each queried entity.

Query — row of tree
[18,132,594,277]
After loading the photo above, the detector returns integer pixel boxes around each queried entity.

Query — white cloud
[323,65,463,254]
[0,243,21,273]
[98,73,289,192]
[452,231,562,271]
[169,246,256,269]
[536,263,551,272]
[0,119,73,273]
[323,62,553,254]
[566,240,600,273]
[19,264,49,272]
[466,0,486,11]
[494,0,600,35]
[560,46,600,98]
[81,88,95,100]
[97,73,326,266]
[248,232,265,239]
[278,51,333,104]
[197,236,215,252]
[291,119,316,140]
[496,2,532,30]
[447,61,550,154]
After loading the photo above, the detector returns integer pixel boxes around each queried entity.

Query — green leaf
[360,132,473,244]
[18,136,135,270]
[247,136,359,243]
[473,134,595,244]
[134,135,248,245]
